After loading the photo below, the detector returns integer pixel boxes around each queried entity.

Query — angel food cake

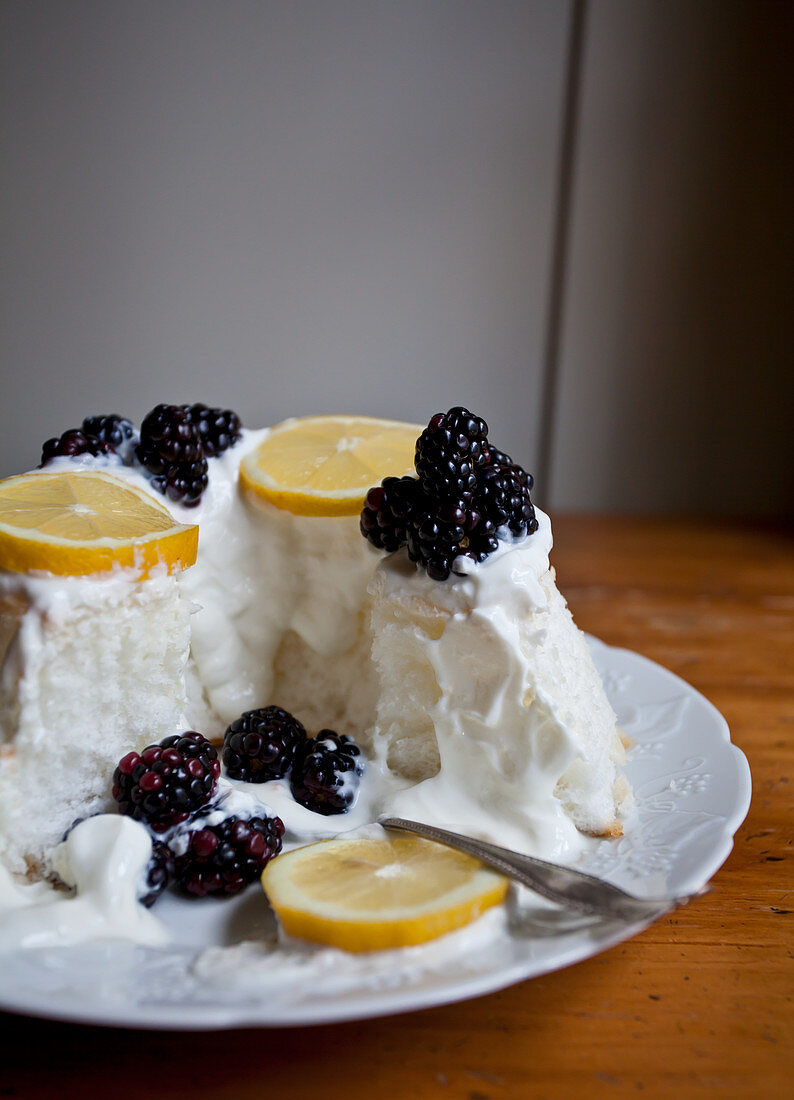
[0,405,630,903]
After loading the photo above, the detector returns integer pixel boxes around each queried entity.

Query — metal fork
[379,817,704,923]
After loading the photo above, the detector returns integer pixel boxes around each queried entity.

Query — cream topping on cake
[172,430,379,730]
[369,509,626,859]
[0,816,169,949]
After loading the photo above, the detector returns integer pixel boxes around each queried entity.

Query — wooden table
[2,516,792,1098]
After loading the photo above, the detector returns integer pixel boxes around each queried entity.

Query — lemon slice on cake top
[0,469,198,578]
[240,415,421,517]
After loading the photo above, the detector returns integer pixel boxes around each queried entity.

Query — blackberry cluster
[290,730,364,816]
[222,707,307,782]
[40,429,115,467]
[38,403,241,505]
[111,729,286,904]
[135,404,209,506]
[134,402,243,504]
[172,814,284,897]
[221,704,365,817]
[183,403,242,457]
[361,406,537,580]
[40,415,138,468]
[112,732,220,832]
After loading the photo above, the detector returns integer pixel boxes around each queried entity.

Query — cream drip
[0,816,169,950]
[372,510,598,859]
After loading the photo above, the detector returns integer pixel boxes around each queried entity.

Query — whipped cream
[370,509,620,859]
[379,510,554,614]
[131,428,379,733]
[0,816,169,950]
[229,752,401,845]
[164,778,279,856]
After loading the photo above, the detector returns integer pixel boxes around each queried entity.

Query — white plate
[0,639,751,1029]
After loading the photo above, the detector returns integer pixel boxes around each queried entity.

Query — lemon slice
[0,470,198,578]
[261,834,509,952]
[240,415,421,516]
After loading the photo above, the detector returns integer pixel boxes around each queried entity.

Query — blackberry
[135,404,209,506]
[485,444,513,467]
[82,415,137,463]
[222,706,307,782]
[360,475,421,552]
[139,839,174,908]
[171,813,284,897]
[361,405,540,578]
[40,429,114,467]
[290,730,364,815]
[415,407,489,504]
[137,405,203,473]
[183,403,242,457]
[484,444,533,490]
[112,731,220,832]
[475,463,538,540]
[406,505,466,582]
[154,459,209,506]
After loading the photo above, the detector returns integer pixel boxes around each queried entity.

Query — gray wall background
[2,1,791,514]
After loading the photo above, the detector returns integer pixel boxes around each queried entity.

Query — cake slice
[368,510,630,857]
[361,407,632,858]
[0,469,196,876]
[0,573,190,876]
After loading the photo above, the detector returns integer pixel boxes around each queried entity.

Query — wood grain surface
[1,516,791,1099]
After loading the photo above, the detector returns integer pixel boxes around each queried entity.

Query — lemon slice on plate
[261,834,509,952]
[240,415,421,516]
[0,469,198,578]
